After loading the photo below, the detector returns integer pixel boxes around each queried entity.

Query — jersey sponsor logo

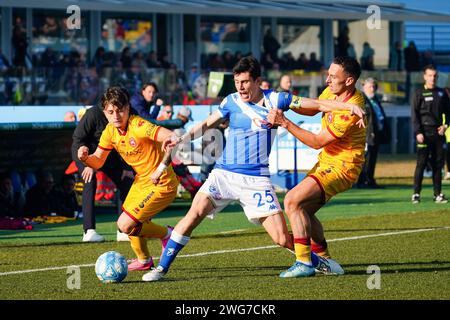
[129,137,137,147]
[340,114,350,122]
[138,191,155,208]
[331,122,346,135]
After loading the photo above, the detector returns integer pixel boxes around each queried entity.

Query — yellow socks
[294,238,312,266]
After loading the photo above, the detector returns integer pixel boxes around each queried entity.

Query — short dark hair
[101,86,130,110]
[141,82,158,93]
[232,56,261,80]
[423,64,437,73]
[332,56,361,81]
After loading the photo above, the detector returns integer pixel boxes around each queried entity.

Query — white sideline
[0,226,448,276]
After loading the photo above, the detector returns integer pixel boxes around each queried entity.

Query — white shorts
[198,169,282,225]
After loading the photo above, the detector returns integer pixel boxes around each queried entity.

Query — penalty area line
[0,226,448,276]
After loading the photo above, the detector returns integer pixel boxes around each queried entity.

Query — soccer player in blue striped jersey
[142,56,365,281]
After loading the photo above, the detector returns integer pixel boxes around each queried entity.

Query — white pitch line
[0,226,448,276]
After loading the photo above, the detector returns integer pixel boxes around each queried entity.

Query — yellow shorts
[307,161,362,203]
[122,176,178,224]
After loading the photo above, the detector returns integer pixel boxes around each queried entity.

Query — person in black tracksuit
[72,104,134,241]
[411,65,450,203]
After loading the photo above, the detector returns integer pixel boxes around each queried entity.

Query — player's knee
[284,194,300,215]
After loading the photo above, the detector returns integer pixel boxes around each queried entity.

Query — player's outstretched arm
[161,111,225,152]
[78,146,110,170]
[291,96,365,119]
[268,109,335,149]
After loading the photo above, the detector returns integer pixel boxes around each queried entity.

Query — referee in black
[412,64,450,203]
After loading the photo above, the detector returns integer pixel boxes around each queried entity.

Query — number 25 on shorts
[253,190,275,207]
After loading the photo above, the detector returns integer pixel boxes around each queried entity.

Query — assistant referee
[411,64,450,203]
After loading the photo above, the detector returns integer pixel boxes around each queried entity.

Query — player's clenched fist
[78,146,89,162]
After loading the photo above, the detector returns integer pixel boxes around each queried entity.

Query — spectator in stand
[49,174,79,217]
[305,52,323,72]
[157,105,174,121]
[260,79,271,90]
[336,26,350,57]
[360,42,375,71]
[188,63,200,90]
[389,41,404,71]
[422,50,435,68]
[40,16,60,37]
[222,50,235,70]
[263,28,281,61]
[261,52,275,70]
[404,41,421,72]
[146,50,161,68]
[284,52,297,71]
[120,47,132,69]
[278,74,292,93]
[11,24,28,69]
[91,46,105,75]
[130,82,163,121]
[0,172,25,218]
[24,171,55,218]
[296,53,308,70]
[160,53,171,69]
[64,111,77,122]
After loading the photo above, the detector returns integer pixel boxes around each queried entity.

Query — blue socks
[159,230,190,271]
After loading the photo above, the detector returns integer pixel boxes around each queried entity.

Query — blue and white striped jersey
[214,89,293,176]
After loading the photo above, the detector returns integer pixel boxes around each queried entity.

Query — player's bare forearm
[182,111,224,143]
[283,119,323,150]
[290,96,364,119]
[161,149,172,166]
[78,146,108,170]
[150,150,172,184]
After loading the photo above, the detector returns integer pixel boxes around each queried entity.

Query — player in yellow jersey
[267,56,366,277]
[78,86,180,271]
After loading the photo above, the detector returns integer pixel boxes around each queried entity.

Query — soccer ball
[95,251,128,283]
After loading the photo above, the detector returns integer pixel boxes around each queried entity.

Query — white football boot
[82,229,105,242]
[142,266,166,282]
[116,230,130,242]
[315,256,345,275]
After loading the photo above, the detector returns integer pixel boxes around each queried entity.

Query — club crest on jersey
[252,118,273,129]
[129,137,137,147]
[327,113,333,123]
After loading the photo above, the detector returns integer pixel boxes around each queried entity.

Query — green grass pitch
[0,181,449,300]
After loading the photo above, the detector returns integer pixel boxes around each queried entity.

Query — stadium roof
[3,0,450,23]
